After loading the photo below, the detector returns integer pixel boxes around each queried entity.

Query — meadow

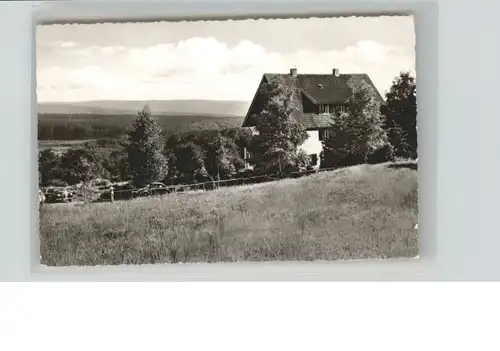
[40,163,419,266]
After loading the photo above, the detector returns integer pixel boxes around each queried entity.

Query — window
[310,154,318,166]
[319,105,346,114]
[318,129,330,141]
[243,147,251,160]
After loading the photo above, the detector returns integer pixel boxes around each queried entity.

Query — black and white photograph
[37,15,418,266]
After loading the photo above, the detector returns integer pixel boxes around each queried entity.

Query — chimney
[332,68,340,77]
[290,67,298,77]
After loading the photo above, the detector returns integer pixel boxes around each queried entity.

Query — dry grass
[40,163,419,266]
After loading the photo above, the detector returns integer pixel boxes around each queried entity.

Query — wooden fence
[50,166,340,204]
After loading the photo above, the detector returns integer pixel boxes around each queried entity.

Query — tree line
[38,116,253,188]
[38,113,242,141]
[39,71,417,189]
[38,118,129,140]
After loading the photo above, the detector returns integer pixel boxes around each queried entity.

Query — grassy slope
[40,163,419,266]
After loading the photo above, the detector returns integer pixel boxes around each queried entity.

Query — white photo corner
[36,13,418,268]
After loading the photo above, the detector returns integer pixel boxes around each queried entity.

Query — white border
[2,282,500,351]
[2,0,498,281]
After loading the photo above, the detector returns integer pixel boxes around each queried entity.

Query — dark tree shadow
[388,162,418,170]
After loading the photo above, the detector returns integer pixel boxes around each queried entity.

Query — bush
[89,178,112,188]
[238,169,255,178]
[47,179,68,187]
[367,144,395,164]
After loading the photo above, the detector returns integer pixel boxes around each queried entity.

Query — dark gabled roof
[242,71,384,129]
[264,73,354,104]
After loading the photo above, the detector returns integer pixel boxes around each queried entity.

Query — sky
[36,16,415,103]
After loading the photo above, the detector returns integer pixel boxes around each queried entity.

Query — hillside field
[40,163,419,266]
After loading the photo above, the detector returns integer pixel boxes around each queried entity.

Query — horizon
[38,98,251,103]
[36,16,415,104]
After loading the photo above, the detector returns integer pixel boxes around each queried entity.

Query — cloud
[49,41,78,49]
[37,37,414,102]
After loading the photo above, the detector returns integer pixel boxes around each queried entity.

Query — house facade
[241,67,384,169]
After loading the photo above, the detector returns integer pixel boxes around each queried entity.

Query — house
[241,67,384,169]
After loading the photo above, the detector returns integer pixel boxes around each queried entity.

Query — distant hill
[38,99,250,117]
[37,100,250,141]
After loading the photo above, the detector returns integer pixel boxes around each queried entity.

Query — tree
[322,79,388,168]
[126,106,167,187]
[296,149,311,169]
[204,131,237,180]
[387,123,411,157]
[59,147,108,203]
[102,150,129,182]
[321,115,361,168]
[224,136,246,172]
[118,155,132,181]
[225,128,254,152]
[381,71,417,158]
[59,147,105,186]
[367,143,395,164]
[166,134,182,150]
[250,76,308,177]
[164,150,180,185]
[38,149,62,186]
[173,142,208,183]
